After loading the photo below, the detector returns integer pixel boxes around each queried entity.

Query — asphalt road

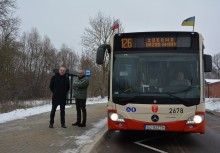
[94,112,220,153]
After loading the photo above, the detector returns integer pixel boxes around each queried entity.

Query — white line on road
[134,135,169,153]
[134,141,168,153]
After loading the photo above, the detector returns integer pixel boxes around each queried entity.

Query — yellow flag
[182,16,195,26]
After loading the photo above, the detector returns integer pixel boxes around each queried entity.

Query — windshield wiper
[168,86,194,94]
[115,97,136,105]
[161,90,195,107]
[164,92,191,105]
[157,86,195,106]
[114,86,197,106]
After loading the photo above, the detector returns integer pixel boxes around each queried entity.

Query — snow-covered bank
[205,98,220,112]
[0,97,107,124]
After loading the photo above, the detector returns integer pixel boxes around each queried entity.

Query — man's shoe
[49,124,54,128]
[72,122,80,126]
[61,125,67,128]
[78,124,86,127]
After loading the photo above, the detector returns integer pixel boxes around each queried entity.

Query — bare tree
[15,29,79,100]
[57,44,79,69]
[212,53,220,78]
[81,11,123,97]
[0,0,19,45]
[0,0,17,26]
[0,0,20,104]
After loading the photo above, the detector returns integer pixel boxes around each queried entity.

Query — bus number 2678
[169,108,183,113]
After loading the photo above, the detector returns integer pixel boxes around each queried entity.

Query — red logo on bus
[152,105,158,113]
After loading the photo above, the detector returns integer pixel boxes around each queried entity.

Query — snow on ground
[205,98,220,112]
[0,96,107,124]
[62,118,107,153]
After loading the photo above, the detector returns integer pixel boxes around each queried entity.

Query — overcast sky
[16,0,220,55]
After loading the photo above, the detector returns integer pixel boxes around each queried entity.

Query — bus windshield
[112,52,200,106]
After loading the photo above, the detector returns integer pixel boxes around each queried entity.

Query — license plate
[145,125,165,131]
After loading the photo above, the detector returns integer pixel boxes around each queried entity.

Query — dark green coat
[73,76,89,99]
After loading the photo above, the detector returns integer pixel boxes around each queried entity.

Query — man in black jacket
[49,67,70,128]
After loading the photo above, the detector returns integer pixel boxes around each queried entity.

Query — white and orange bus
[96,32,212,134]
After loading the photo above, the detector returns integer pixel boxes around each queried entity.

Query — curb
[80,125,108,153]
[206,109,220,117]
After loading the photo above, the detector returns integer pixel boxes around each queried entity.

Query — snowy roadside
[205,98,220,117]
[1,98,220,124]
[0,97,107,124]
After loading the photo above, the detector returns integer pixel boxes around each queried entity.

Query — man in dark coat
[72,70,89,127]
[49,67,70,128]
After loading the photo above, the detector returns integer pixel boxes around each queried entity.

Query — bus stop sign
[85,70,92,77]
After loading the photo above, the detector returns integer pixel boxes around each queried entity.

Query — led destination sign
[114,32,199,51]
[123,36,193,50]
[146,37,176,48]
[121,37,177,49]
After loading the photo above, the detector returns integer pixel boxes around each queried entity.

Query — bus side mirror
[204,54,212,72]
[96,44,111,65]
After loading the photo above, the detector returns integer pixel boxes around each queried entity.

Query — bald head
[78,70,84,78]
[59,67,66,76]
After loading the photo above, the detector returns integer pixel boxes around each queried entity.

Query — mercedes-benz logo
[151,114,159,122]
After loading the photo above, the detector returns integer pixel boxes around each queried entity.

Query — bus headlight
[109,112,125,122]
[186,115,204,124]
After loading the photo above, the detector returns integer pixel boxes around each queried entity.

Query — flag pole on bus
[181,16,195,32]
[111,19,119,34]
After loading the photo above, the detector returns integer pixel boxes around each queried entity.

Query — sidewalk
[0,103,107,153]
